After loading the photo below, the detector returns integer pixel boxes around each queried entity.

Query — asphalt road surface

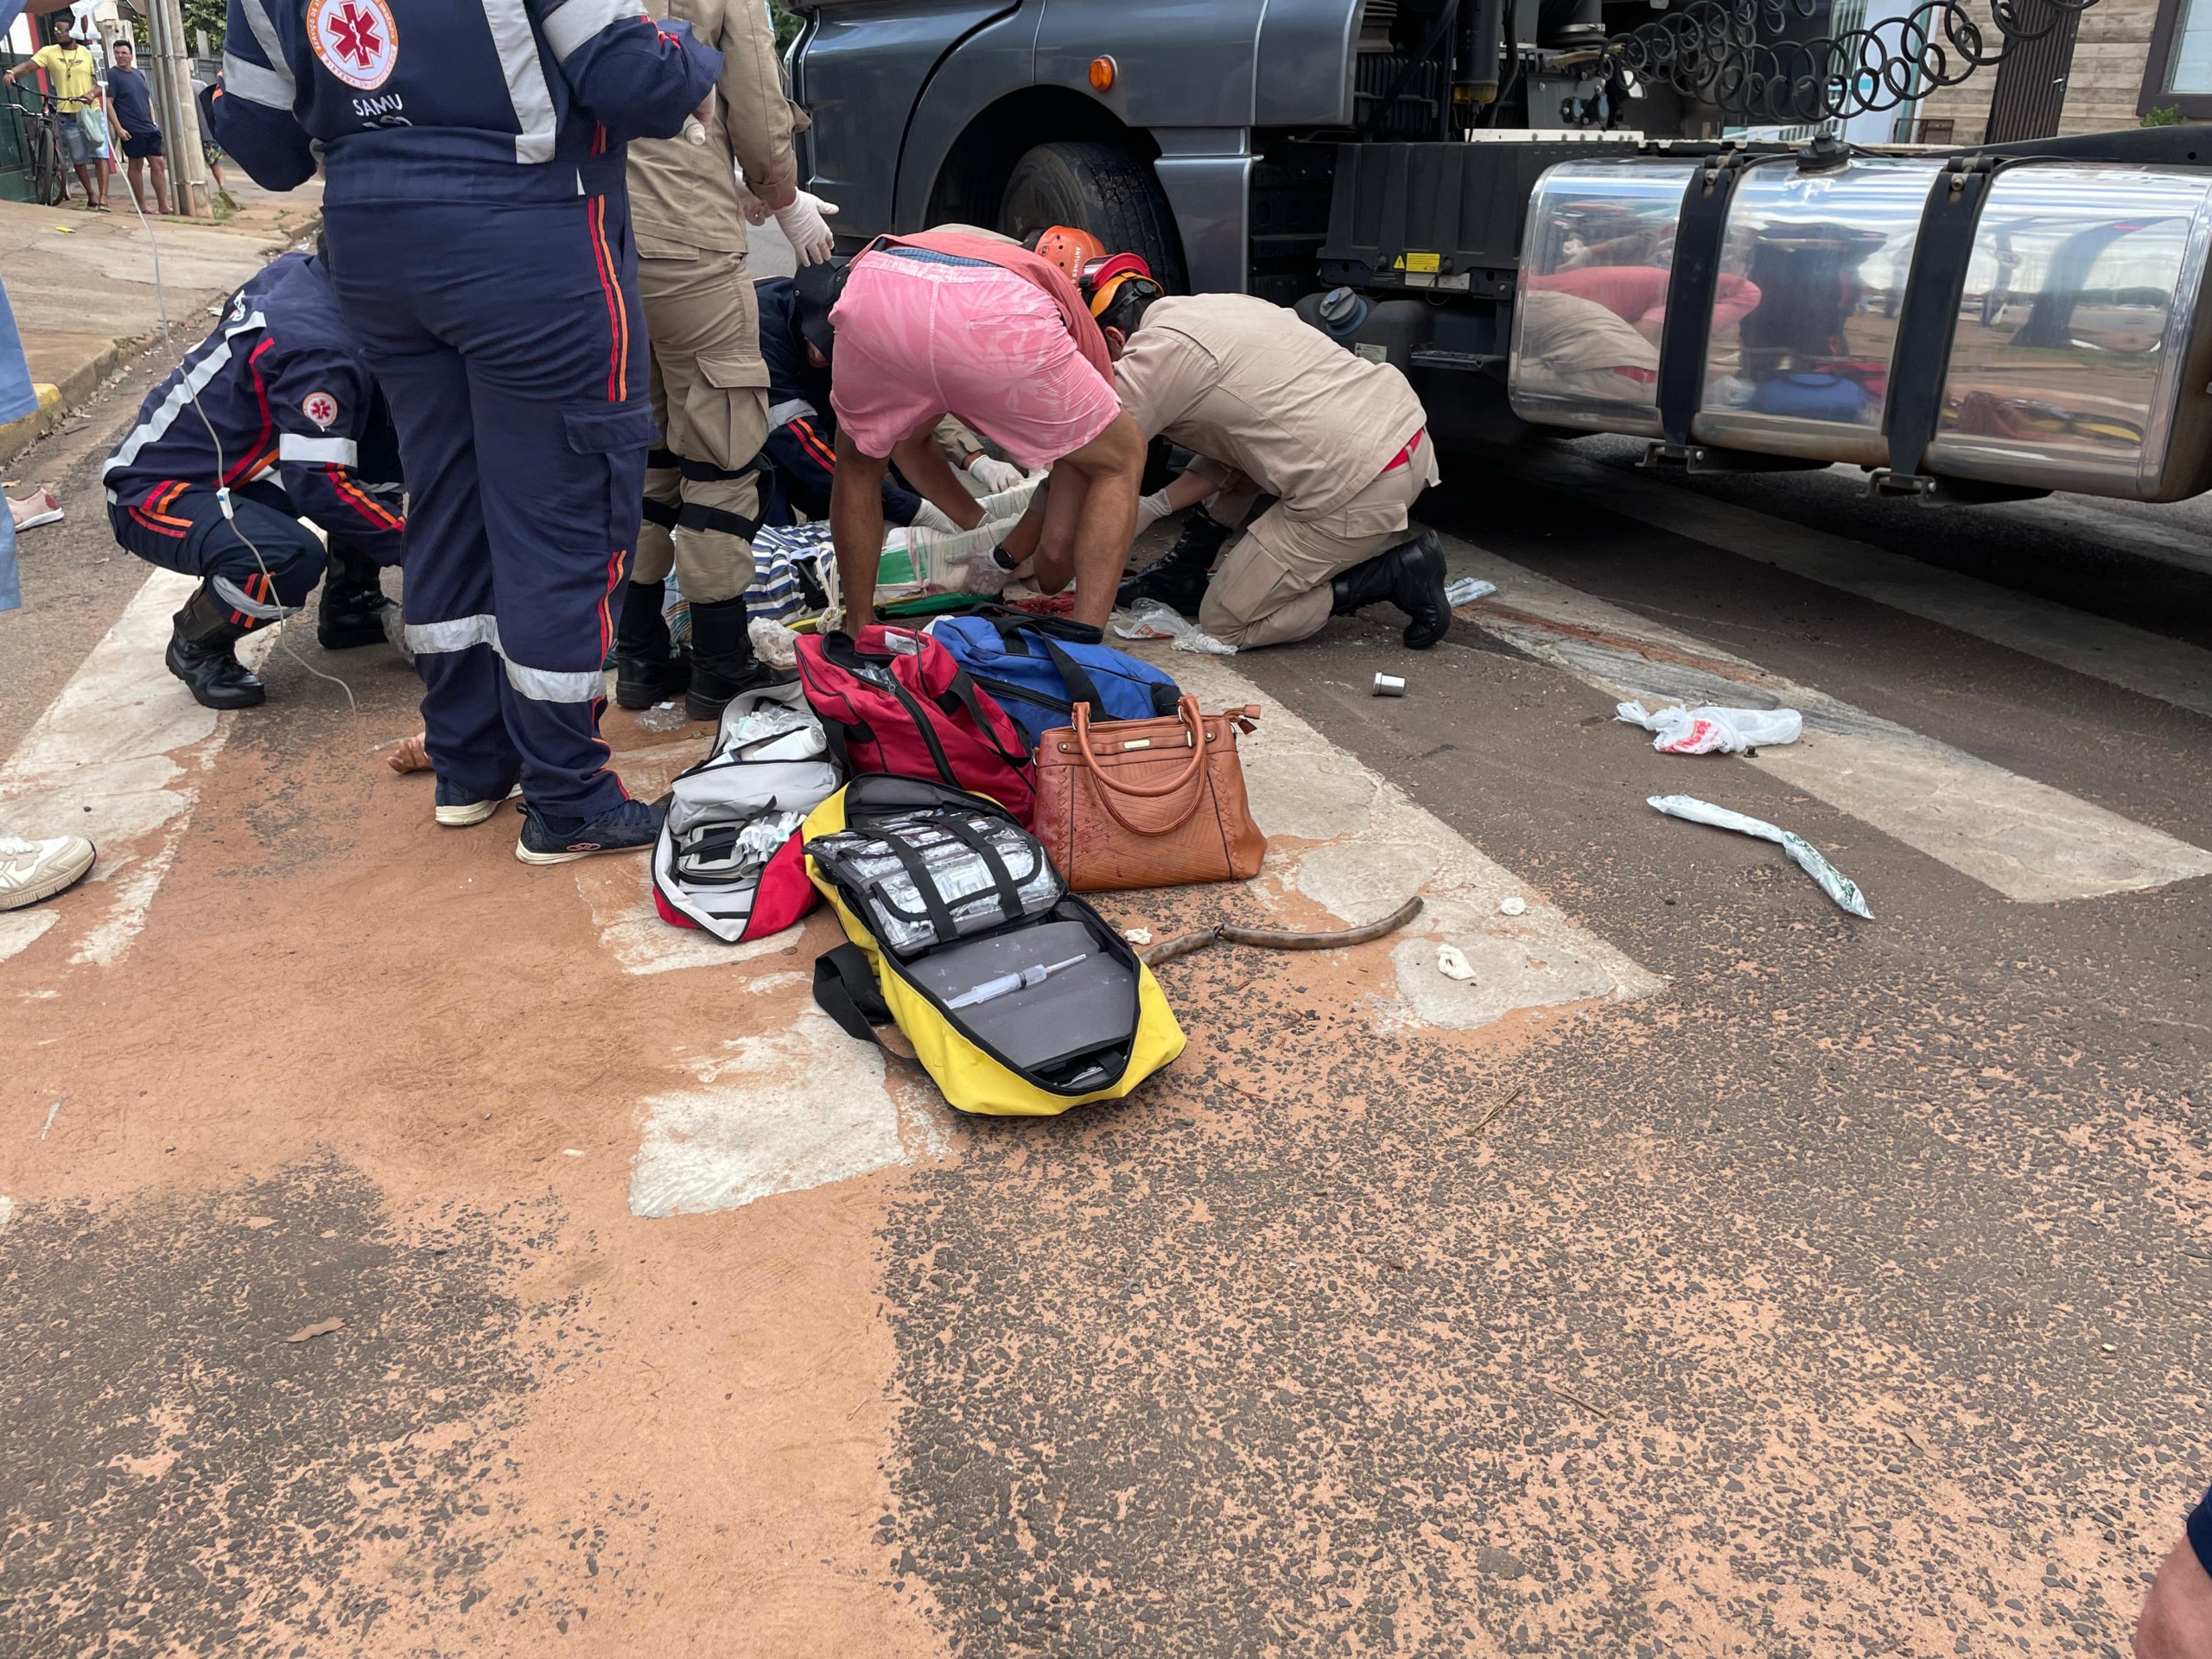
[3,372,2208,1659]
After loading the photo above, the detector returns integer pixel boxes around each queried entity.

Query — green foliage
[772,1,803,54]
[2142,105,2184,126]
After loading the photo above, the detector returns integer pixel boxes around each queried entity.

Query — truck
[786,0,2212,508]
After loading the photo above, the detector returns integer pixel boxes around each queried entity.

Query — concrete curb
[0,334,152,468]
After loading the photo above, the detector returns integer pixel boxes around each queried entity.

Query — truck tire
[998,141,1189,294]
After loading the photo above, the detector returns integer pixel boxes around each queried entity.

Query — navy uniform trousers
[325,192,658,820]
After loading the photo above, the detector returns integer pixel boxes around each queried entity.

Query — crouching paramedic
[620,0,839,721]
[205,0,721,864]
[825,229,1146,631]
[1097,274,1450,652]
[103,249,404,709]
[753,264,994,532]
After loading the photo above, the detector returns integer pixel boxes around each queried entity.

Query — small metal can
[1373,672,1406,697]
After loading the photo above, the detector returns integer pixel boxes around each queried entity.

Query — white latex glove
[964,454,1026,493]
[773,190,838,266]
[910,499,963,533]
[1135,488,1174,528]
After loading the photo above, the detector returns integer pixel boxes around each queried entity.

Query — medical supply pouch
[932,613,1183,749]
[803,775,1184,1116]
[795,626,1037,823]
[652,682,842,943]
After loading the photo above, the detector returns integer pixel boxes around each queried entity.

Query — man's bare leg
[888,430,986,531]
[1047,413,1145,629]
[830,427,892,633]
[2137,1535,2212,1658]
[148,155,171,215]
[124,157,150,214]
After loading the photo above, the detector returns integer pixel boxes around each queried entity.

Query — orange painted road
[3,380,2209,1657]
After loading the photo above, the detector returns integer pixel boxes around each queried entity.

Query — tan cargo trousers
[635,241,771,604]
[1197,457,1432,649]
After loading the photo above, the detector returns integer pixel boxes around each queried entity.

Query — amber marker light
[1089,55,1116,92]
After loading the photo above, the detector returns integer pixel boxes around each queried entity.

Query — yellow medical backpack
[802,776,1185,1116]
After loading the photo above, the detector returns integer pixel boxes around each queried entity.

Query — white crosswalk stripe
[1440,534,2212,903]
[1497,448,2212,724]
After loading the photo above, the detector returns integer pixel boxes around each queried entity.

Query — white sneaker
[0,835,97,912]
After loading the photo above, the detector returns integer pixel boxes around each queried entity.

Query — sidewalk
[0,175,321,464]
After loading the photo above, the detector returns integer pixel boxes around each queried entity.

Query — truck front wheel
[998,141,1189,293]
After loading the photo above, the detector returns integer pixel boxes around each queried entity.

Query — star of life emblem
[307,0,398,92]
[302,391,340,429]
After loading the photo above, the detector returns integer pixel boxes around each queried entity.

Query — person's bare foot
[387,732,431,774]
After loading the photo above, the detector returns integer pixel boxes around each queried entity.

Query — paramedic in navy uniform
[203,0,721,865]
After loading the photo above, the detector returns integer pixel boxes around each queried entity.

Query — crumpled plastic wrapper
[1445,576,1496,607]
[749,617,799,670]
[1113,597,1238,657]
[1648,793,1873,918]
[1618,700,1803,755]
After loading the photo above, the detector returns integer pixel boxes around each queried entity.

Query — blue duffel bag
[933,613,1184,748]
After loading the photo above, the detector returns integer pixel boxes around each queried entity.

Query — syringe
[946,955,1088,1010]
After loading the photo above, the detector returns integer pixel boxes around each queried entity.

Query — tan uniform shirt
[1113,294,1429,517]
[627,0,801,253]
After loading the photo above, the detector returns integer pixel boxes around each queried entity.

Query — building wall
[1915,0,2167,139]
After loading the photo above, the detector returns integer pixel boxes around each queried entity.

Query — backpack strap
[1036,636,1112,721]
[931,814,1030,928]
[937,666,1035,769]
[813,944,896,1047]
[872,830,967,949]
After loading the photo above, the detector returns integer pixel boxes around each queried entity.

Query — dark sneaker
[514,797,667,866]
[434,777,518,828]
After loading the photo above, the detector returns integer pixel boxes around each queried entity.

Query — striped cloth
[664,524,830,643]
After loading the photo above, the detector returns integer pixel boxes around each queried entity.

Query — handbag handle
[1072,696,1213,837]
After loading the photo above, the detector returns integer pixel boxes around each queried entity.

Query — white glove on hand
[910,499,964,534]
[1135,488,1174,528]
[773,191,839,266]
[965,454,1027,493]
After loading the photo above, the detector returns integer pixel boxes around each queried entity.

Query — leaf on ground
[282,1317,343,1344]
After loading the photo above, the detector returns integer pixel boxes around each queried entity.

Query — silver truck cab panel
[1033,0,1262,129]
[795,1,1021,232]
[1254,0,1363,127]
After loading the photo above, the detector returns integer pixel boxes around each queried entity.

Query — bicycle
[17,91,72,207]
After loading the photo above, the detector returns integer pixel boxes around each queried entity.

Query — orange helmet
[1028,225,1108,283]
[1080,251,1156,317]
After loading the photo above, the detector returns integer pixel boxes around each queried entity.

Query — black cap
[793,257,847,361]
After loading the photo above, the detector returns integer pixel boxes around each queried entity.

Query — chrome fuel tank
[1689,157,1941,467]
[1508,155,2212,500]
[1507,159,1694,436]
[1923,165,2212,502]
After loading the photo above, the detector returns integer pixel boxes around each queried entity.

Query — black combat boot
[684,594,794,723]
[166,584,266,709]
[1116,512,1233,618]
[316,537,397,650]
[613,580,690,709]
[1330,530,1452,650]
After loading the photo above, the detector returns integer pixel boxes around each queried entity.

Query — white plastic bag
[1617,700,1802,755]
[1648,793,1872,918]
[1112,597,1238,657]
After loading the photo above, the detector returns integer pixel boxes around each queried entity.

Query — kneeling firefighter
[102,248,405,709]
[1096,267,1452,651]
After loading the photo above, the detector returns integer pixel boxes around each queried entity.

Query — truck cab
[789,0,2212,505]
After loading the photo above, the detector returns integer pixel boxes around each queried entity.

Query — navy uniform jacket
[755,276,923,526]
[105,252,405,561]
[205,0,720,204]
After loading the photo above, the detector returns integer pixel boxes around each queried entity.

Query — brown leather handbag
[1032,696,1267,892]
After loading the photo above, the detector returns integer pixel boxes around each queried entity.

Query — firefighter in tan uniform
[620,0,838,721]
[1098,281,1452,652]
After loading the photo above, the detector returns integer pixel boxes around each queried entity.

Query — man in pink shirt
[826,232,1147,630]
